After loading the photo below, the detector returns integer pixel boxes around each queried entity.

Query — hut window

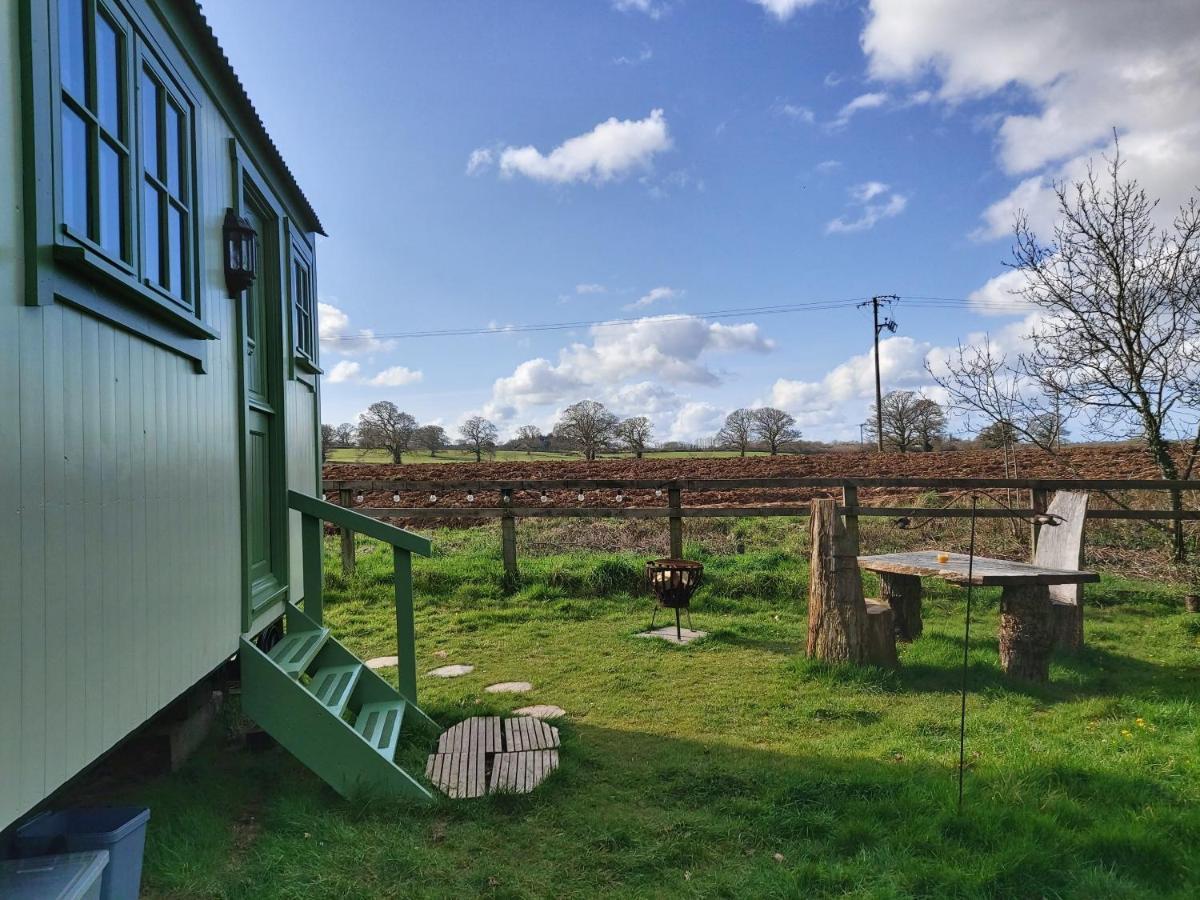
[139,63,193,309]
[293,257,316,363]
[57,0,131,264]
[53,0,198,317]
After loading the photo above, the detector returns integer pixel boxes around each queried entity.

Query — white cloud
[814,159,842,174]
[826,182,909,233]
[368,366,424,387]
[465,147,494,176]
[861,0,1200,239]
[482,109,672,185]
[614,45,654,66]
[327,360,361,384]
[668,402,724,442]
[965,268,1034,317]
[488,315,773,415]
[627,286,682,309]
[318,302,395,356]
[776,102,816,124]
[750,0,821,21]
[831,92,889,128]
[575,283,607,295]
[613,0,668,18]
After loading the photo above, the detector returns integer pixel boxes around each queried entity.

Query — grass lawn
[133,524,1200,898]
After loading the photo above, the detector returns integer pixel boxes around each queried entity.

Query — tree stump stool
[878,572,922,641]
[998,585,1055,682]
[1185,594,1200,614]
[862,600,898,668]
[806,498,868,665]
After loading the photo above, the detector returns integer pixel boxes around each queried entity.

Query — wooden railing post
[841,484,860,554]
[1031,488,1049,560]
[338,488,355,575]
[500,488,518,584]
[393,547,417,703]
[668,485,683,558]
[301,511,323,625]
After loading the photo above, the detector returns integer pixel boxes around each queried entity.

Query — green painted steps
[240,603,438,801]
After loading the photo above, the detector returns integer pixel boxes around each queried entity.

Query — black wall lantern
[223,208,258,295]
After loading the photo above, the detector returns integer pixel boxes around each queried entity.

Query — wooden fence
[322,476,1200,580]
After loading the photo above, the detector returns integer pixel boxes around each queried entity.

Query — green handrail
[288,490,430,704]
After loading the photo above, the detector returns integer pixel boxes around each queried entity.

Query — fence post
[500,488,518,584]
[668,485,683,558]
[842,484,860,554]
[1031,487,1049,560]
[338,488,356,575]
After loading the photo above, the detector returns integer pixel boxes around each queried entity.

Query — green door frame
[231,139,290,635]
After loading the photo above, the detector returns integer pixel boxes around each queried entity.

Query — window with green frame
[56,0,197,312]
[291,238,318,368]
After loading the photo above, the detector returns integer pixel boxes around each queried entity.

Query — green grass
[129,526,1200,898]
[325,448,783,464]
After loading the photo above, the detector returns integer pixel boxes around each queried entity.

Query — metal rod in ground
[958,495,979,814]
[675,607,682,642]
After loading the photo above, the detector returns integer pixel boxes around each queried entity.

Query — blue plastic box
[15,807,150,900]
[0,850,109,899]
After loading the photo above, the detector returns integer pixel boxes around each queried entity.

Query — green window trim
[288,226,320,375]
[20,0,215,370]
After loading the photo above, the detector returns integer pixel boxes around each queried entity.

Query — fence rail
[321,476,1200,580]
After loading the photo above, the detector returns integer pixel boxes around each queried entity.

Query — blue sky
[200,0,1200,442]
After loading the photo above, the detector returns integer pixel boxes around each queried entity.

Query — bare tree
[414,424,448,457]
[864,390,925,452]
[716,408,756,457]
[320,424,335,461]
[616,416,653,459]
[934,143,1200,559]
[554,400,618,461]
[459,416,498,462]
[752,407,800,456]
[357,401,417,464]
[515,425,544,454]
[333,422,356,447]
[913,396,947,452]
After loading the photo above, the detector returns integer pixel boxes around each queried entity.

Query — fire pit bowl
[645,558,704,609]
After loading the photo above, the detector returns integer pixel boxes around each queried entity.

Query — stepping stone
[636,626,708,645]
[365,655,398,670]
[427,664,474,678]
[485,681,533,694]
[426,715,561,798]
[514,704,565,720]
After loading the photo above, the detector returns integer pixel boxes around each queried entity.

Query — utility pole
[857,295,898,452]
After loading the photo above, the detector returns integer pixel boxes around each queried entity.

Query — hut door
[241,196,287,627]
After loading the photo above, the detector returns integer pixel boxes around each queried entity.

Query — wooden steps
[355,700,406,760]
[268,626,329,677]
[308,664,361,716]
[240,602,440,802]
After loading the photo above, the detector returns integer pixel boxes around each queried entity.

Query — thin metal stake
[958,496,978,813]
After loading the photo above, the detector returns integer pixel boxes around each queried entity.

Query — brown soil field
[322,444,1195,515]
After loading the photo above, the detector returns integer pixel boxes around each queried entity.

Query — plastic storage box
[15,807,150,900]
[0,850,109,899]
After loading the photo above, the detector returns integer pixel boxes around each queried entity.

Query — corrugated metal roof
[185,1,326,235]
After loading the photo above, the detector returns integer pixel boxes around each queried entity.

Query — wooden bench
[1035,491,1090,651]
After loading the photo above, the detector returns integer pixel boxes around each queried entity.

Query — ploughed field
[323,444,1187,513]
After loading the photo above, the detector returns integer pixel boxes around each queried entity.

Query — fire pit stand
[646,558,704,641]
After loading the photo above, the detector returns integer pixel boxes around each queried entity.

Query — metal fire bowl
[645,558,704,609]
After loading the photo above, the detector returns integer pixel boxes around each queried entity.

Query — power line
[318,294,1022,343]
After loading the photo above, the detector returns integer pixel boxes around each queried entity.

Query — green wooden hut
[2,0,437,833]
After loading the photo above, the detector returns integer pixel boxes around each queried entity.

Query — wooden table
[857,551,1099,682]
